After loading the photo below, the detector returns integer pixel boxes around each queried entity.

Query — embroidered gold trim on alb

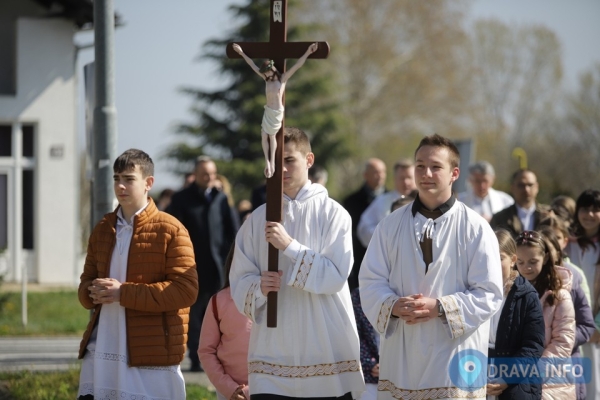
[292,251,314,289]
[378,380,486,399]
[244,281,260,319]
[248,360,360,378]
[440,295,465,338]
[377,296,397,333]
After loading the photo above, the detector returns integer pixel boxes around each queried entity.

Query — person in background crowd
[537,224,594,400]
[156,188,174,211]
[458,161,514,222]
[551,195,577,231]
[515,230,575,399]
[166,156,240,372]
[199,245,252,400]
[486,229,544,400]
[184,172,196,188]
[216,174,235,208]
[343,158,387,291]
[357,159,415,247]
[251,183,267,211]
[237,199,253,222]
[351,287,379,400]
[539,215,590,303]
[491,169,548,237]
[565,189,600,400]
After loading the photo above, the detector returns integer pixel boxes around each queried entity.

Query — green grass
[0,291,217,399]
[0,369,217,399]
[0,291,89,336]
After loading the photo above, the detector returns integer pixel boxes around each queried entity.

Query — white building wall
[0,18,79,285]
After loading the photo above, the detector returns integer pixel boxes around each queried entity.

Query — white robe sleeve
[230,218,267,324]
[283,206,354,295]
[358,222,401,338]
[438,222,503,339]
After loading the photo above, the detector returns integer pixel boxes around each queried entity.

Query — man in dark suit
[166,156,239,371]
[343,158,387,290]
[490,169,548,237]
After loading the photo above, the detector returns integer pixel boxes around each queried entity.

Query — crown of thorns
[260,60,275,73]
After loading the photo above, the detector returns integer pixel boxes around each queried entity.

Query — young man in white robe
[359,134,503,399]
[230,127,365,399]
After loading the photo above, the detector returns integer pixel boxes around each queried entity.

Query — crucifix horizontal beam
[226,42,330,60]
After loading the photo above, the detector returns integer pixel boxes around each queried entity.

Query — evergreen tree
[166,0,351,201]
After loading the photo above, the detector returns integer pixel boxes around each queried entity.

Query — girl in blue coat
[487,229,545,400]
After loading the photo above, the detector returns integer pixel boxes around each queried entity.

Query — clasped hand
[88,278,122,305]
[391,294,437,325]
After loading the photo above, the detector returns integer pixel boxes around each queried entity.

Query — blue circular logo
[449,349,487,391]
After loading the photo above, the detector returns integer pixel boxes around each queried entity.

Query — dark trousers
[251,392,353,400]
[187,290,214,367]
[187,262,222,368]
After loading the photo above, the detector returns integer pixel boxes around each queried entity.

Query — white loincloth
[261,105,284,136]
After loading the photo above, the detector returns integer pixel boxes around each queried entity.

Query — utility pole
[92,0,117,225]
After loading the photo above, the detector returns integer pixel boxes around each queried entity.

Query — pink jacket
[199,287,252,399]
[540,266,576,400]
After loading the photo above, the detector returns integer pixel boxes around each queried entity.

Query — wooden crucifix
[226,0,329,327]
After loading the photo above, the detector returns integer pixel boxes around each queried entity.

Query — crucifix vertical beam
[227,0,329,327]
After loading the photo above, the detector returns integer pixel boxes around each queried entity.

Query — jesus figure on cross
[233,42,318,178]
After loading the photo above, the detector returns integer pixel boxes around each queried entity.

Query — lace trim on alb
[77,382,172,400]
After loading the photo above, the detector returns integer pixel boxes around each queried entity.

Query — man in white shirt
[490,169,548,237]
[357,159,416,247]
[230,127,365,399]
[458,161,513,222]
[359,134,502,399]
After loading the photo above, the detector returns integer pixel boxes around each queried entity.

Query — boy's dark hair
[284,127,311,155]
[414,134,460,169]
[113,149,154,177]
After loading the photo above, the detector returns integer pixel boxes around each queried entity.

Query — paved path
[0,336,214,390]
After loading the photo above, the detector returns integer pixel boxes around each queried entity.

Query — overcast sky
[75,0,600,192]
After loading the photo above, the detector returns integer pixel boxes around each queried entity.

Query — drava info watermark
[449,349,591,391]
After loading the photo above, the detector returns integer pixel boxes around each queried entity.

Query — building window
[0,173,7,251]
[0,125,11,157]
[22,125,34,157]
[0,17,16,95]
[23,169,34,250]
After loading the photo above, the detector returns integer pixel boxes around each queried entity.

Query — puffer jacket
[490,275,545,400]
[540,266,576,400]
[78,198,198,366]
